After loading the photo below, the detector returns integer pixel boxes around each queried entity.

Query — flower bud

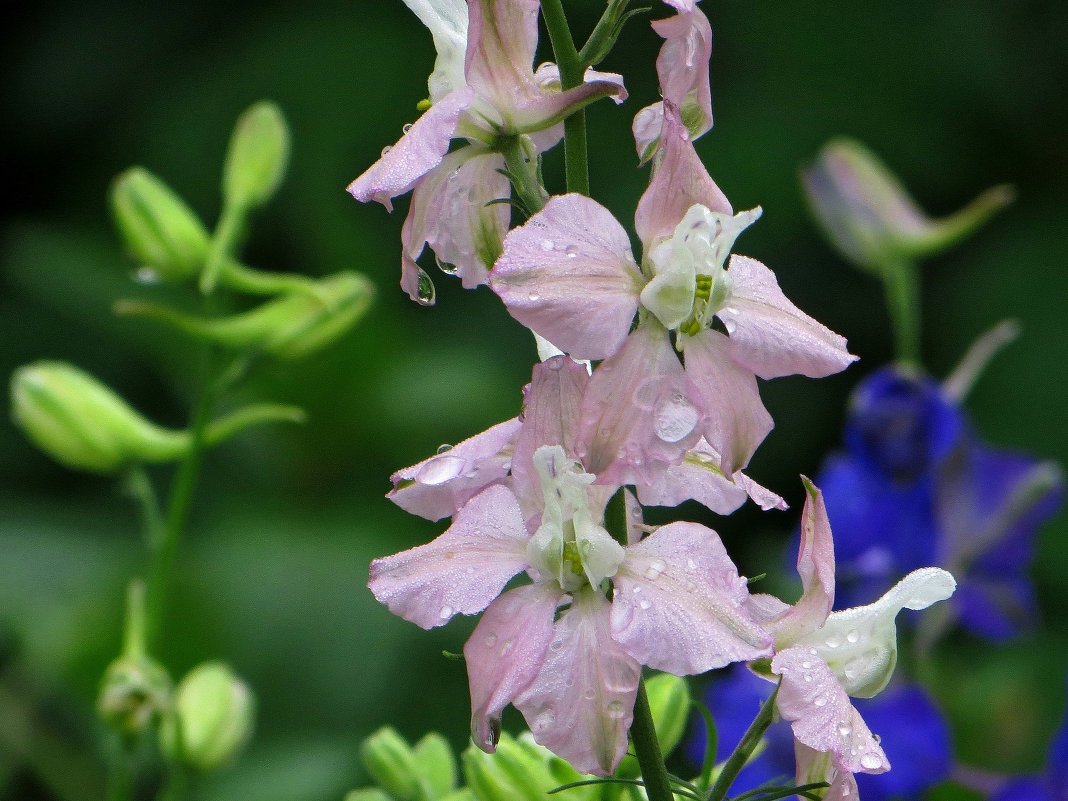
[10,362,188,473]
[412,732,457,799]
[463,733,592,801]
[110,167,210,282]
[160,662,254,771]
[346,790,395,801]
[361,727,423,801]
[98,654,172,736]
[802,138,1013,272]
[223,101,290,211]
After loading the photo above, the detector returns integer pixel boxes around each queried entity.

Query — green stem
[200,202,246,294]
[879,258,920,366]
[500,135,547,214]
[144,348,223,649]
[219,260,319,296]
[630,680,675,801]
[706,684,779,801]
[540,0,590,195]
[124,467,165,549]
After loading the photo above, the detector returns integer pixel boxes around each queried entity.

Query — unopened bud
[160,662,254,771]
[361,727,423,801]
[346,790,394,801]
[98,655,172,736]
[412,733,457,799]
[110,167,210,282]
[223,101,290,210]
[802,138,1013,272]
[463,733,587,801]
[11,362,188,473]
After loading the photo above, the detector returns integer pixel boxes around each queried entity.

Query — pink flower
[369,357,772,774]
[348,0,626,303]
[492,105,855,482]
[749,479,957,792]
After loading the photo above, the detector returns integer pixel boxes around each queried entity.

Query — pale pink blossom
[348,0,626,303]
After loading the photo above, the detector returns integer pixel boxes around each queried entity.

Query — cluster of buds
[351,1,959,797]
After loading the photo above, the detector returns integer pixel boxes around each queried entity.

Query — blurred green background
[2,1,1066,799]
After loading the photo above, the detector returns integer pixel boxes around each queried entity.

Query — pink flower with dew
[749,479,956,791]
[348,0,626,304]
[492,104,855,482]
[369,357,773,775]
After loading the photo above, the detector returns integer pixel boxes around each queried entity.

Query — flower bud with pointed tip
[98,654,172,736]
[110,167,210,282]
[361,727,423,801]
[462,733,593,801]
[412,732,457,799]
[160,662,254,771]
[802,138,1013,272]
[10,362,189,473]
[223,101,290,211]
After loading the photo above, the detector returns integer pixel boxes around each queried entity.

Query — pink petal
[510,65,628,134]
[511,356,590,522]
[635,103,731,249]
[718,255,858,379]
[635,440,748,514]
[347,87,475,211]
[760,477,836,647]
[368,484,529,629]
[515,590,641,775]
[576,322,703,486]
[662,0,697,10]
[401,146,509,301]
[772,647,890,775]
[683,329,773,474]
[735,471,789,511]
[491,194,643,360]
[611,521,773,674]
[387,418,522,521]
[651,8,713,135]
[465,583,566,751]
[465,0,540,111]
[632,101,665,162]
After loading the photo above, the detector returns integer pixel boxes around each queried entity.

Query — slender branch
[540,0,590,195]
[630,680,675,801]
[879,259,920,366]
[706,683,779,801]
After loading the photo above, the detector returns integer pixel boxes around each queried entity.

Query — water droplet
[416,455,466,485]
[653,393,699,443]
[533,708,556,731]
[639,599,651,610]
[644,559,667,580]
[686,558,697,571]
[540,239,555,251]
[484,633,497,647]
[436,256,459,275]
[814,696,827,707]
[402,122,413,134]
[564,244,578,258]
[134,266,161,284]
[804,674,812,683]
[527,291,541,302]
[632,586,642,594]
[436,443,453,454]
[872,734,881,744]
[550,639,564,651]
[801,661,812,669]
[416,267,436,305]
[583,689,596,700]
[825,634,843,649]
[841,785,851,797]
[606,701,626,719]
[439,605,454,619]
[381,145,393,157]
[499,639,515,657]
[846,629,860,643]
[838,722,852,737]
[860,754,883,770]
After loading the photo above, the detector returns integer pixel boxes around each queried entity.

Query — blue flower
[816,365,1062,639]
[686,666,952,801]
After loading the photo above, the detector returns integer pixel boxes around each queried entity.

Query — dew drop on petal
[644,559,667,580]
[686,558,697,571]
[540,239,555,251]
[846,629,860,644]
[653,393,699,443]
[825,634,843,649]
[838,722,852,737]
[402,123,413,134]
[528,292,541,302]
[533,708,556,731]
[550,639,564,651]
[435,255,459,275]
[436,443,453,454]
[499,639,515,657]
[860,754,883,770]
[639,599,651,610]
[484,633,497,647]
[416,455,466,485]
[583,689,596,700]
[416,267,436,305]
[841,785,851,797]
[607,701,626,719]
[439,605,454,619]
[814,696,827,707]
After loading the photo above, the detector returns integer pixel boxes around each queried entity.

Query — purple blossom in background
[685,668,952,801]
[816,365,1063,639]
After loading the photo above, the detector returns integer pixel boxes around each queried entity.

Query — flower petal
[576,321,702,487]
[651,8,713,136]
[368,484,530,628]
[347,87,475,210]
[388,418,522,521]
[491,194,643,360]
[465,583,566,751]
[794,742,860,801]
[465,0,540,109]
[402,0,469,102]
[401,146,509,300]
[717,255,857,379]
[635,103,731,249]
[611,521,774,674]
[516,589,641,775]
[635,439,748,514]
[794,567,956,697]
[683,329,773,474]
[772,647,890,775]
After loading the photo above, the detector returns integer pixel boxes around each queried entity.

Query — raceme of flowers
[352,0,957,792]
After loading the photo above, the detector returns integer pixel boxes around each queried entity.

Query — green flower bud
[160,662,254,771]
[223,101,290,211]
[346,790,395,801]
[10,362,188,473]
[116,272,374,361]
[463,733,593,801]
[361,727,423,801]
[110,167,210,282]
[802,138,1013,272]
[412,732,457,799]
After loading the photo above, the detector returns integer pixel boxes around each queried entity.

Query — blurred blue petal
[994,777,1052,801]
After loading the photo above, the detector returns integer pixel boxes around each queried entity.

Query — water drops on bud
[223,101,290,211]
[110,167,210,282]
[160,662,254,771]
[10,362,189,474]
